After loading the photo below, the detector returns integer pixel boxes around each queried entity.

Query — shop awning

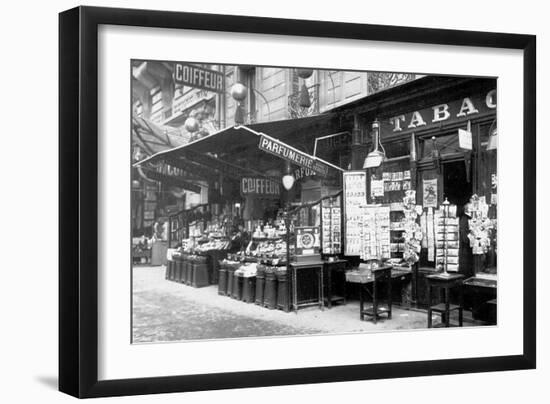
[134,114,346,183]
[132,116,191,156]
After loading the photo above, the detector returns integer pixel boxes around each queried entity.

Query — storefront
[134,75,497,323]
[337,76,497,315]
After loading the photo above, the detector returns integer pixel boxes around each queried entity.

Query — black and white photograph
[130,61,498,343]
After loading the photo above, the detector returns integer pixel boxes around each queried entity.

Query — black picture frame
[59,6,536,398]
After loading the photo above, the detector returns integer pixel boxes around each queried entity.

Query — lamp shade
[184,117,199,133]
[363,150,385,168]
[282,174,295,191]
[230,82,248,101]
[296,68,314,79]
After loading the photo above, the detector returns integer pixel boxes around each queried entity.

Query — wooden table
[346,265,393,323]
[427,273,464,328]
[323,259,348,308]
[463,276,497,324]
[289,261,324,312]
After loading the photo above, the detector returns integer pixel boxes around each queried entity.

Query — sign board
[371,179,385,198]
[295,226,320,256]
[258,135,330,177]
[458,128,473,150]
[172,88,215,116]
[173,63,225,93]
[423,179,438,208]
[240,177,280,198]
[380,89,497,137]
[343,171,367,256]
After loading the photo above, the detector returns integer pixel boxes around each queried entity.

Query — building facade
[131,61,417,235]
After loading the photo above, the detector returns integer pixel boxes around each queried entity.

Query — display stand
[435,198,459,277]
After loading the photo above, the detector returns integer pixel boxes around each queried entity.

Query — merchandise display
[321,196,342,255]
[248,238,289,258]
[382,170,412,201]
[467,194,495,255]
[401,191,423,265]
[389,202,406,258]
[343,171,367,256]
[359,205,390,261]
[435,198,459,272]
[194,238,231,252]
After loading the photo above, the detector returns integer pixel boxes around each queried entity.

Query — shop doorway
[443,160,471,210]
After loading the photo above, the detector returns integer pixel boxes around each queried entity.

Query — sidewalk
[132,265,476,343]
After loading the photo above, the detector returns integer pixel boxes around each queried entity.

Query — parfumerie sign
[258,135,330,177]
[241,177,280,198]
[173,63,224,93]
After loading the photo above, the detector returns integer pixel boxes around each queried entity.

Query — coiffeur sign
[258,135,330,177]
[173,63,225,94]
[240,177,280,199]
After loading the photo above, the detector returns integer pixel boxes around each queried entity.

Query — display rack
[389,202,406,258]
[321,196,342,255]
[435,199,459,274]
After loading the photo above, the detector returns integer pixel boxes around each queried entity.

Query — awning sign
[173,63,225,93]
[258,135,330,177]
[240,177,280,199]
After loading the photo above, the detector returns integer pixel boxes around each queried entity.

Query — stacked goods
[194,238,230,252]
[249,239,288,257]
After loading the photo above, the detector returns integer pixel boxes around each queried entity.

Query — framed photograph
[59,6,536,398]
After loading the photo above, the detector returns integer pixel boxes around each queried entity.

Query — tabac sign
[173,63,225,93]
[258,135,330,177]
[382,89,497,136]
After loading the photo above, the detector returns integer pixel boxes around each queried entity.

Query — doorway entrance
[443,160,471,209]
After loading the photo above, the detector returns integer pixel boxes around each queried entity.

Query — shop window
[150,86,163,118]
[420,134,461,159]
[477,122,497,214]
[383,141,410,159]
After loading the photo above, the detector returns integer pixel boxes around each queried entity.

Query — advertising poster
[423,178,438,208]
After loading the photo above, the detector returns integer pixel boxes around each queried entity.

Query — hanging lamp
[363,119,385,168]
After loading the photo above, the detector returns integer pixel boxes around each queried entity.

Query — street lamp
[184,116,199,133]
[230,82,248,125]
[296,68,314,108]
[282,160,295,312]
